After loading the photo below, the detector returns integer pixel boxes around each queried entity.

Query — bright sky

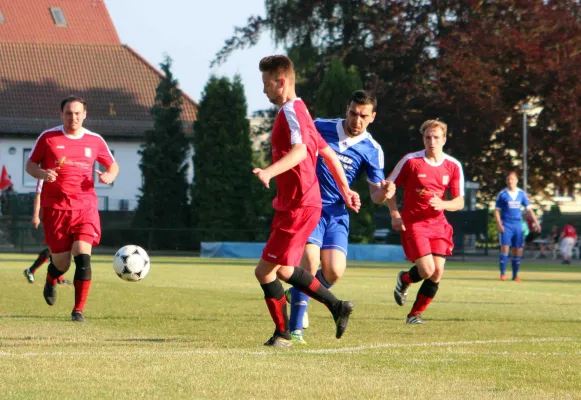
[106,0,280,115]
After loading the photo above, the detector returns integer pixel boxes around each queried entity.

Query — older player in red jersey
[253,55,361,347]
[386,119,464,324]
[25,96,119,322]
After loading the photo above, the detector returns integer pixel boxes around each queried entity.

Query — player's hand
[95,170,115,185]
[379,180,396,201]
[43,169,58,182]
[343,190,361,213]
[253,168,272,188]
[391,217,406,232]
[533,222,541,233]
[32,216,40,229]
[429,195,445,211]
[497,224,505,233]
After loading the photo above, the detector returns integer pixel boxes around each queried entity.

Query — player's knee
[321,266,342,285]
[73,254,92,281]
[40,248,51,259]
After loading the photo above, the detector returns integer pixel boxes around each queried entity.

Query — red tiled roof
[0,42,197,135]
[0,0,120,45]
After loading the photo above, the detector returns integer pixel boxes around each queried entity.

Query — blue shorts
[307,204,349,255]
[499,222,524,248]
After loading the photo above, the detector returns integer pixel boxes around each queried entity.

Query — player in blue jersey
[494,171,540,281]
[286,90,394,344]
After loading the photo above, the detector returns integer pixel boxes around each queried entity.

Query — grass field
[1,253,580,399]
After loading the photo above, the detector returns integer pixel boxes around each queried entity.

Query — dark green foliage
[191,75,260,242]
[133,56,191,250]
[214,0,581,204]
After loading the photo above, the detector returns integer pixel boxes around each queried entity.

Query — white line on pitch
[0,337,577,358]
[463,287,578,298]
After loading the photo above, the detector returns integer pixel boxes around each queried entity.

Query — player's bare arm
[318,145,361,213]
[369,180,396,204]
[32,193,41,229]
[25,159,58,182]
[95,162,120,185]
[494,208,505,232]
[386,196,406,232]
[253,143,307,188]
[428,195,464,212]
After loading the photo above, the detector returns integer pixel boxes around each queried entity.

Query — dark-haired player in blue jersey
[286,90,394,344]
[494,171,540,281]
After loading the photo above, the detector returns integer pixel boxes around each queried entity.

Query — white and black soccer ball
[113,245,150,282]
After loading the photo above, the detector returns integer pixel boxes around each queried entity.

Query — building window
[23,149,37,187]
[0,9,5,24]
[94,150,114,188]
[49,7,67,27]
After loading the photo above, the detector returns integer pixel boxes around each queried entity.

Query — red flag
[0,165,12,190]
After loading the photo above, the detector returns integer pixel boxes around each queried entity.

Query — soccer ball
[113,245,150,282]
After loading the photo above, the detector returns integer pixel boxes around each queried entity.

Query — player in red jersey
[559,224,578,265]
[25,96,119,322]
[23,179,69,284]
[386,119,465,324]
[253,55,361,347]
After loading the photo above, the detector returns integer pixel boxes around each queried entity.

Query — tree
[213,0,581,203]
[133,56,191,249]
[191,75,258,242]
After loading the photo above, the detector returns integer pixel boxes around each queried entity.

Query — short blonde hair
[420,119,447,136]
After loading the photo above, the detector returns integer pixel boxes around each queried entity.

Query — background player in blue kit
[494,171,540,281]
[286,90,394,344]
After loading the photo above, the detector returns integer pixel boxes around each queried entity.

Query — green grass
[1,253,580,399]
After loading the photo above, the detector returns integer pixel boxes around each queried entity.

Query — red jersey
[29,126,115,210]
[389,150,464,223]
[563,224,577,238]
[270,99,327,211]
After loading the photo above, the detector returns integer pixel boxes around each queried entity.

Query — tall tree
[192,75,257,242]
[213,0,581,203]
[133,56,191,249]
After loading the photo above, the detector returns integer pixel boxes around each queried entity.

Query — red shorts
[42,208,101,253]
[262,206,321,266]
[401,218,454,262]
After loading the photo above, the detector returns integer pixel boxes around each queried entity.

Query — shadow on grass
[0,315,62,320]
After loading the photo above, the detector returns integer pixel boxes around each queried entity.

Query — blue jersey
[495,188,530,224]
[314,118,385,206]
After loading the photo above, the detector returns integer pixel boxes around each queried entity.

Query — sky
[106,0,280,115]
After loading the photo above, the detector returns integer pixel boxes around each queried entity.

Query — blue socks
[499,253,509,276]
[288,287,309,331]
[511,256,521,279]
[289,269,333,331]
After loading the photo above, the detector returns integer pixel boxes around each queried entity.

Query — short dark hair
[60,95,87,112]
[259,55,295,78]
[349,90,377,112]
[507,171,519,179]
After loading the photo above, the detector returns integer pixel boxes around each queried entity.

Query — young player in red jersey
[387,120,465,324]
[253,55,361,347]
[25,96,119,322]
[23,179,69,284]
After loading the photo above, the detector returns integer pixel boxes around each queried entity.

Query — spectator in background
[559,224,578,265]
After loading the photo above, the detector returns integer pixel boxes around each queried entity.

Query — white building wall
[0,137,144,211]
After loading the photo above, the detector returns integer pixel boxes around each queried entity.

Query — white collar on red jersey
[60,125,87,140]
[336,120,369,153]
[422,150,448,167]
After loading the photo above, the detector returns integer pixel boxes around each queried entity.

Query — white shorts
[560,237,575,258]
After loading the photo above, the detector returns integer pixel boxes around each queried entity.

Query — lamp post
[520,104,532,194]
